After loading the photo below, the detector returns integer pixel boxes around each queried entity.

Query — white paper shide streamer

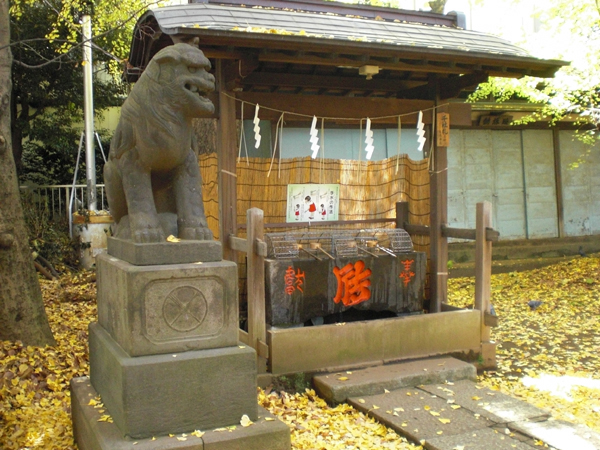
[310,115,320,159]
[364,118,374,160]
[253,104,261,149]
[416,110,426,152]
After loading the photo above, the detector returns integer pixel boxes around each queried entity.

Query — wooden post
[475,201,495,368]
[395,201,409,229]
[429,104,449,313]
[552,127,565,238]
[247,207,267,373]
[216,60,238,261]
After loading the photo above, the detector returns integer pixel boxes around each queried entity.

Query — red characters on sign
[333,260,372,306]
[284,266,306,295]
[399,259,415,286]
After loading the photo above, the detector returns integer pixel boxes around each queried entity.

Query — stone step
[509,419,600,450]
[419,379,550,424]
[344,378,600,450]
[347,385,540,450]
[313,357,476,404]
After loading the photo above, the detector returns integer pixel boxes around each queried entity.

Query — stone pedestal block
[107,237,223,265]
[72,377,291,450]
[89,323,258,439]
[97,253,238,356]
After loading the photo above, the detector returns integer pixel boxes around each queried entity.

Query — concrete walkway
[313,357,600,450]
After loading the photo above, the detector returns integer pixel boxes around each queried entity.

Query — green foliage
[19,111,110,185]
[10,0,158,73]
[9,0,152,183]
[468,0,600,147]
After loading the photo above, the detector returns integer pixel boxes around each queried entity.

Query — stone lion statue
[104,43,215,243]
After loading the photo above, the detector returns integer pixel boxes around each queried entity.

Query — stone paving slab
[423,426,535,450]
[314,357,476,404]
[419,379,550,424]
[71,377,291,450]
[348,387,492,443]
[509,419,600,450]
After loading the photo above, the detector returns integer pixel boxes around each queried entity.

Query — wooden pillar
[429,104,449,312]
[216,60,238,261]
[475,201,495,368]
[246,208,267,373]
[395,201,409,229]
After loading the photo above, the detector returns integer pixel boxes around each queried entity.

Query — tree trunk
[10,97,25,172]
[0,0,55,346]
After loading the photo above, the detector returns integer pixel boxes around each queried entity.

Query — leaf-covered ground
[448,256,600,432]
[1,257,599,449]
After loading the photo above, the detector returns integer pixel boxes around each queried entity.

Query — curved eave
[126,6,567,82]
[174,27,564,76]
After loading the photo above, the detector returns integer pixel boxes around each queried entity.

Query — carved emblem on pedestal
[163,286,207,332]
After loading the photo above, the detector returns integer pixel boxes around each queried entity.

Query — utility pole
[82,13,96,211]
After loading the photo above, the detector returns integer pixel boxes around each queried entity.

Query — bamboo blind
[200,153,430,251]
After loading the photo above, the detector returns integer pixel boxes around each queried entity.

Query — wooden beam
[240,71,422,94]
[440,72,489,100]
[404,223,429,236]
[236,93,472,125]
[216,60,238,261]
[442,225,499,242]
[238,217,396,230]
[258,51,472,76]
[229,235,248,253]
[397,72,488,101]
[237,92,433,123]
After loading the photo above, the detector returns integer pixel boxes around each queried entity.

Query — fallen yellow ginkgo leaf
[240,414,253,427]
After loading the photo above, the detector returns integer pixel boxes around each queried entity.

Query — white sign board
[286,184,340,222]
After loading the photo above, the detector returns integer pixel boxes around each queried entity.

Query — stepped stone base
[89,323,258,439]
[71,377,291,450]
[313,356,476,404]
[107,236,222,265]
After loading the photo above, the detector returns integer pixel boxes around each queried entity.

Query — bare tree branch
[5,0,162,70]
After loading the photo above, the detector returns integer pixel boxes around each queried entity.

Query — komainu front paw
[179,226,213,241]
[130,214,165,243]
[133,226,166,243]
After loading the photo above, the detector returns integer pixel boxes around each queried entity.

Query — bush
[20,191,80,271]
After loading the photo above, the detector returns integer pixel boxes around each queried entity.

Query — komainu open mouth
[185,82,209,99]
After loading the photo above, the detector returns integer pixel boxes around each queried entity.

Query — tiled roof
[150,3,531,59]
